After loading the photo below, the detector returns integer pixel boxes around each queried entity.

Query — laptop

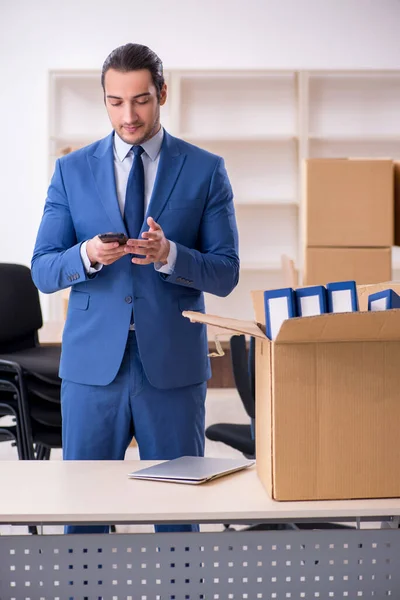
[128,456,255,485]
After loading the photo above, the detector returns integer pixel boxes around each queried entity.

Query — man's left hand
[124,217,170,265]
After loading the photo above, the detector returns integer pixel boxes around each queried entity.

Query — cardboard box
[305,159,394,247]
[304,247,392,286]
[183,282,400,501]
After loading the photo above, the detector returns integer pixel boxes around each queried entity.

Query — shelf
[309,134,400,142]
[180,73,297,139]
[50,133,296,146]
[236,204,298,268]
[309,73,400,138]
[308,139,400,159]
[241,263,281,271]
[234,198,298,207]
[50,134,108,143]
[181,134,296,143]
[192,139,297,201]
[179,70,297,79]
[47,67,400,328]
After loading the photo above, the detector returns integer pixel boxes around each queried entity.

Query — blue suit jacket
[32,131,239,389]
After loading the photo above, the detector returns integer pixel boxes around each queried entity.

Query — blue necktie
[124,145,145,239]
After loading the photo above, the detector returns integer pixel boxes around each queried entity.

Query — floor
[0,388,248,535]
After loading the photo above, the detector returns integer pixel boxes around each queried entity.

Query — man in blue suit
[31,43,239,533]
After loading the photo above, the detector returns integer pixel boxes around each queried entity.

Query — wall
[1,0,400,318]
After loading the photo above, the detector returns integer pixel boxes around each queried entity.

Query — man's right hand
[86,236,126,266]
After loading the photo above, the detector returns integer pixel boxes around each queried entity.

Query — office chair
[206,335,255,459]
[0,263,61,383]
[0,403,23,459]
[0,264,62,460]
[0,362,62,460]
[0,378,28,459]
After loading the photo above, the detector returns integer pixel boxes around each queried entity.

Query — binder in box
[264,288,296,340]
[295,285,327,317]
[368,289,400,311]
[327,281,358,313]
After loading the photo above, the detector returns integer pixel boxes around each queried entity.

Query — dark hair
[101,43,164,100]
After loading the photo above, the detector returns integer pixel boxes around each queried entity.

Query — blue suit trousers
[62,331,206,534]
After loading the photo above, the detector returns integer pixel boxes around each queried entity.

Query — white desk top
[1,461,400,525]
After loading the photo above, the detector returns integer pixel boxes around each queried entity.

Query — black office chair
[0,362,62,459]
[0,263,61,382]
[206,334,255,458]
[0,403,23,459]
[0,264,62,460]
[0,379,28,459]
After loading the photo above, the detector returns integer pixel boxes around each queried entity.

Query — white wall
[1,0,400,319]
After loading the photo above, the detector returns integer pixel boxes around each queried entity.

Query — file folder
[295,285,327,317]
[368,289,400,311]
[264,287,296,340]
[327,281,358,313]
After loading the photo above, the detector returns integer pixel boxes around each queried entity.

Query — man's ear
[159,83,167,106]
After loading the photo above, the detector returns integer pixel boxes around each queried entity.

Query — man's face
[104,68,167,145]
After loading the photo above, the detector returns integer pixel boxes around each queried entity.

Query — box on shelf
[304,158,394,247]
[183,282,400,501]
[304,247,392,286]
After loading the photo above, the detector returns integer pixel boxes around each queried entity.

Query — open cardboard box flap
[183,308,400,344]
[183,282,400,344]
[182,311,265,339]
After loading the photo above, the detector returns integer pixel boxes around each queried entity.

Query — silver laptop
[128,456,255,485]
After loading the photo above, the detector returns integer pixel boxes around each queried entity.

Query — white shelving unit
[48,69,400,322]
[307,71,400,281]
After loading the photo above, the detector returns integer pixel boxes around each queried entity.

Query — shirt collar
[114,127,164,162]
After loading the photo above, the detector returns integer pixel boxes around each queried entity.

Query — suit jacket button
[125,296,133,304]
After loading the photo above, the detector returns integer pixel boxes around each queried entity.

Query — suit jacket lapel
[143,131,186,232]
[88,133,127,235]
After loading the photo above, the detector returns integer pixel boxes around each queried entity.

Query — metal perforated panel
[0,529,400,599]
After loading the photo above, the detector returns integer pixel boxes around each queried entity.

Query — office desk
[1,460,400,599]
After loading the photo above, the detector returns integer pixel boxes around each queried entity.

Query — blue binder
[368,289,400,311]
[264,288,296,340]
[326,281,358,313]
[295,285,327,317]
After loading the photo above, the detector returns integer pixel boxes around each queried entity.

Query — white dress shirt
[80,126,177,274]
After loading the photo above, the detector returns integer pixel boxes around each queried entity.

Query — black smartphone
[98,233,128,245]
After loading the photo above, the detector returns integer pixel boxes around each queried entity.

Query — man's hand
[124,217,170,265]
[86,235,126,266]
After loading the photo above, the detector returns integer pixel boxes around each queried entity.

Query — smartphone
[98,233,128,245]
